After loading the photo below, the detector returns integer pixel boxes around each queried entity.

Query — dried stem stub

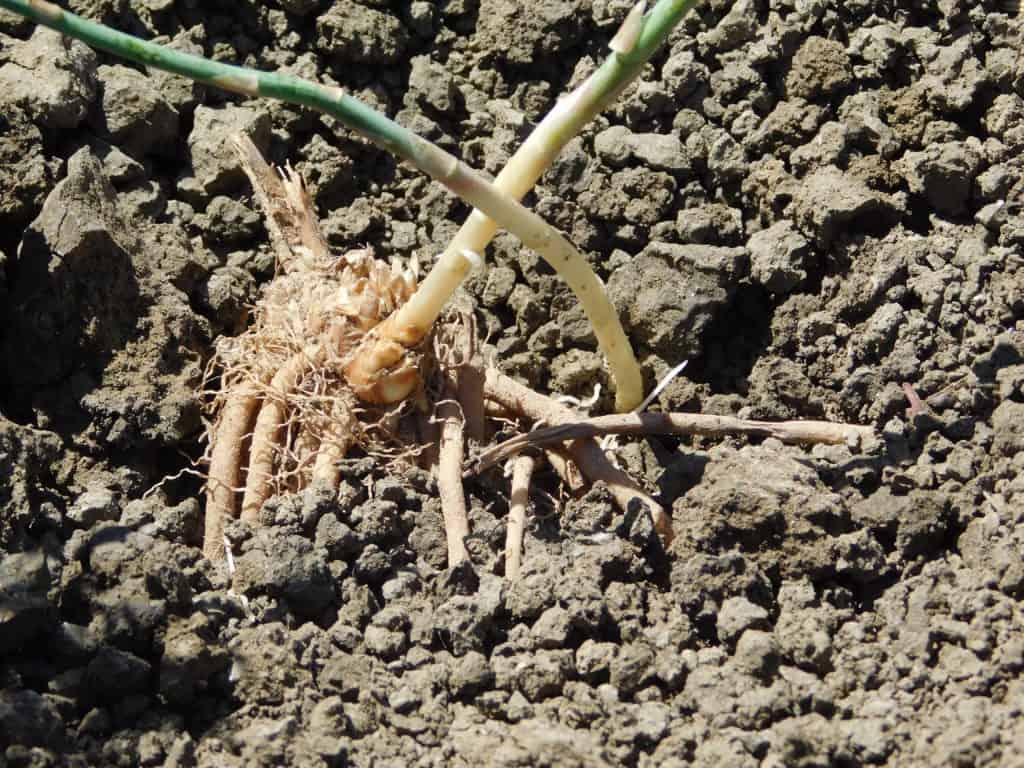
[504,455,536,580]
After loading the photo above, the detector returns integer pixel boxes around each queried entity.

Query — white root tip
[555,383,601,411]
[634,359,688,413]
[609,0,647,55]
[599,433,622,469]
[223,535,236,575]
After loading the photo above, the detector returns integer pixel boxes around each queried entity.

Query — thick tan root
[438,378,470,567]
[203,384,260,561]
[483,368,674,545]
[290,421,321,492]
[504,454,535,580]
[311,400,356,487]
[240,346,324,523]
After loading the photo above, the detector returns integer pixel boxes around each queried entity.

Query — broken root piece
[472,410,878,473]
[504,454,535,580]
[438,379,470,567]
[482,368,674,545]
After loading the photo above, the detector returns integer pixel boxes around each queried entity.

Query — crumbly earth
[1,1,1023,766]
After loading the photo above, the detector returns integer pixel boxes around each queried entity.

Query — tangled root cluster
[210,248,417,485]
[202,137,422,561]
[200,137,681,569]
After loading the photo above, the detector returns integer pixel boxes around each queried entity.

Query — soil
[1,0,1023,766]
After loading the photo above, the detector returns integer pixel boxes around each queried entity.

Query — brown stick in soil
[482,368,674,545]
[472,410,878,474]
[504,454,535,580]
[455,313,486,445]
[438,376,471,567]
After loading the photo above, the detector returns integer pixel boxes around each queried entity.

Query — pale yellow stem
[352,7,658,412]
